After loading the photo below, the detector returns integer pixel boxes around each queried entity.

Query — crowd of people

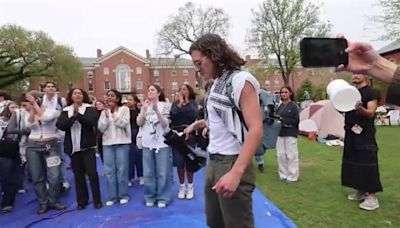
[0,81,208,214]
[0,33,398,227]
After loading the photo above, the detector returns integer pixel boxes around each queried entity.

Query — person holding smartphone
[336,38,400,86]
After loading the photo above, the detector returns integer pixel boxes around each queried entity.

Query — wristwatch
[392,65,400,86]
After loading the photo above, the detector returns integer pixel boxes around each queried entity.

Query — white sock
[188,183,193,189]
[180,184,186,189]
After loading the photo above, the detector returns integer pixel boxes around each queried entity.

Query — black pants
[71,149,101,206]
[0,157,22,207]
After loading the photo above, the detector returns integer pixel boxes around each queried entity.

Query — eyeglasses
[193,56,207,71]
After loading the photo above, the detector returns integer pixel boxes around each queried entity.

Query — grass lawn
[256,126,400,228]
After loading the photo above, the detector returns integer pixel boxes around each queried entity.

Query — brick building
[75,46,198,102]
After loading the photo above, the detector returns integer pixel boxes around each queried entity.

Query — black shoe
[77,204,86,210]
[258,164,265,173]
[49,202,66,211]
[94,202,103,209]
[37,204,48,214]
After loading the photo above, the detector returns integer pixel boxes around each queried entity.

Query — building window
[104,81,110,90]
[153,70,159,77]
[88,81,94,92]
[171,70,177,77]
[184,78,189,85]
[195,80,199,88]
[172,81,178,91]
[183,69,189,77]
[116,64,131,92]
[103,67,109,75]
[136,80,143,90]
[136,67,142,75]
[87,70,94,78]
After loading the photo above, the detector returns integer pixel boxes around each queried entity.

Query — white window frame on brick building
[136,80,143,90]
[116,64,131,92]
[104,81,110,91]
[87,70,94,78]
[172,81,178,91]
[136,67,142,75]
[103,67,109,75]
[183,69,189,77]
[153,70,160,77]
[88,81,94,92]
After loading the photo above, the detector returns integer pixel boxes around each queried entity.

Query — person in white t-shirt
[184,34,263,228]
[137,84,172,208]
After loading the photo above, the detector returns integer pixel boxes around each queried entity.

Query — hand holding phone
[300,38,348,67]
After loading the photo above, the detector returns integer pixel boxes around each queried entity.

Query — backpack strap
[225,71,248,130]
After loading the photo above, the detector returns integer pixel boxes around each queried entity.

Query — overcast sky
[0,0,388,58]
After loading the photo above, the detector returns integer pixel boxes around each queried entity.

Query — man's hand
[212,170,241,198]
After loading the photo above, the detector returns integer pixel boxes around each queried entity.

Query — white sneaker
[105,200,114,206]
[186,184,194,199]
[128,181,132,187]
[348,192,367,201]
[139,177,144,186]
[120,198,129,204]
[359,196,379,211]
[146,202,154,207]
[178,184,186,199]
[157,202,167,208]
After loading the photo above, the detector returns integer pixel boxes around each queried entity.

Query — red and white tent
[299,100,345,139]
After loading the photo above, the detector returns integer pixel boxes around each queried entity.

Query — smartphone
[300,38,348,67]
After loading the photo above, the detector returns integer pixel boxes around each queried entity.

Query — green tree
[374,0,400,40]
[296,79,314,101]
[247,0,331,85]
[156,1,230,57]
[0,24,82,91]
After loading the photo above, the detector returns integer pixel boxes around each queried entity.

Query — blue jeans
[26,139,62,206]
[103,144,130,201]
[142,147,173,204]
[129,128,143,179]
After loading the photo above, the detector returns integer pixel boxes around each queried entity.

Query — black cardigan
[56,107,99,156]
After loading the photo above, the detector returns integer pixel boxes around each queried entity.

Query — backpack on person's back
[223,71,282,156]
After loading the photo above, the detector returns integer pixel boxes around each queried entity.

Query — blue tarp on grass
[0,157,296,228]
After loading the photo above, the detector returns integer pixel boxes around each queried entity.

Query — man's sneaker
[128,181,132,187]
[186,184,194,200]
[347,192,367,201]
[146,202,154,207]
[1,206,13,214]
[105,200,114,206]
[178,184,186,199]
[359,196,379,211]
[157,202,167,208]
[17,189,27,194]
[120,198,129,205]
[139,177,144,186]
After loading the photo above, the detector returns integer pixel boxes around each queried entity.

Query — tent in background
[299,100,345,139]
